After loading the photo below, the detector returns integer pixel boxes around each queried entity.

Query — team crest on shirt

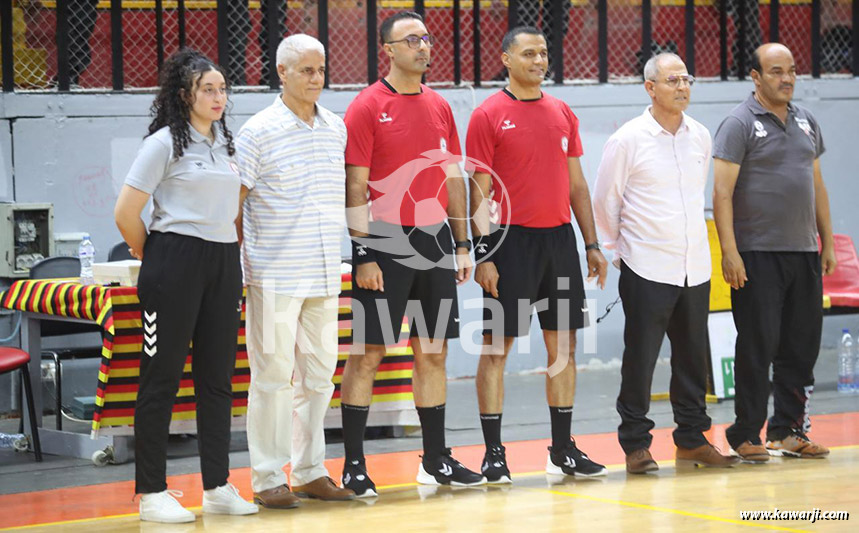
[440,137,447,153]
[561,136,569,152]
[194,161,205,169]
[501,119,516,130]
[753,120,768,138]
[795,117,813,137]
[379,112,393,123]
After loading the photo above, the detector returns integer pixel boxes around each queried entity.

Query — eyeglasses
[650,74,695,88]
[386,34,434,49]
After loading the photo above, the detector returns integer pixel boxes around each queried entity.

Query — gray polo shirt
[125,124,240,243]
[713,92,825,253]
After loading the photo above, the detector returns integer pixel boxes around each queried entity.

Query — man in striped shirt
[235,34,354,508]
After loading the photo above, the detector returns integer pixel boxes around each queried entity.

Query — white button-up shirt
[593,107,711,287]
[236,96,347,297]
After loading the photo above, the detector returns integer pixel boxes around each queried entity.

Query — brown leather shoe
[766,434,830,458]
[253,484,301,509]
[733,441,770,463]
[676,444,740,468]
[292,477,356,501]
[626,449,659,474]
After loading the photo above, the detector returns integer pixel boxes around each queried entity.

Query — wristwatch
[585,242,601,252]
[455,240,473,251]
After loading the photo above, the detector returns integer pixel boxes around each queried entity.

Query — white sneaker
[139,490,196,523]
[202,483,259,515]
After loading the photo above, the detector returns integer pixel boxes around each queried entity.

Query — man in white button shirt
[593,53,738,474]
[235,34,355,507]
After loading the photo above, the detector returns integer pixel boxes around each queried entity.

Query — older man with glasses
[593,53,739,474]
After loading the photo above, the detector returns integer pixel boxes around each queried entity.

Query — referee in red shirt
[339,11,484,497]
[466,27,609,483]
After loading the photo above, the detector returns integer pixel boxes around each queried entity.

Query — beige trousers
[245,285,339,491]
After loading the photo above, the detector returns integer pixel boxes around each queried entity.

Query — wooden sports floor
[2,413,857,532]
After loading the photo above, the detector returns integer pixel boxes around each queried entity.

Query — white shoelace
[208,483,248,503]
[160,490,186,507]
[137,489,186,509]
[220,483,241,498]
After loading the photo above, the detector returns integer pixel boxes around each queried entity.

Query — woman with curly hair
[114,48,258,523]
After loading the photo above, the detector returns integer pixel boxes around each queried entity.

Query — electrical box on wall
[0,203,54,278]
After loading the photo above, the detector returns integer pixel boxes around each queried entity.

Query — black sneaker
[481,445,512,484]
[342,458,378,498]
[417,448,487,486]
[547,439,607,477]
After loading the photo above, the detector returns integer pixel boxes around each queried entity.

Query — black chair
[108,241,134,262]
[28,256,103,430]
[29,256,81,280]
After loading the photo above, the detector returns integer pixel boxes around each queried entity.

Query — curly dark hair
[146,48,235,158]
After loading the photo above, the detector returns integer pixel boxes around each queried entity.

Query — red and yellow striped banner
[0,275,414,434]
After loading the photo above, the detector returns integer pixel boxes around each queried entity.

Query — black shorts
[484,224,586,337]
[351,222,460,346]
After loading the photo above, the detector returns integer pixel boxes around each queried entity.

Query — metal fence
[0,0,855,91]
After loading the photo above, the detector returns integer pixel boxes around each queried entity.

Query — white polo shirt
[236,96,347,297]
[593,107,712,287]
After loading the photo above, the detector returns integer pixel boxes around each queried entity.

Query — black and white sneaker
[547,440,607,477]
[342,459,378,498]
[417,448,487,486]
[481,445,512,484]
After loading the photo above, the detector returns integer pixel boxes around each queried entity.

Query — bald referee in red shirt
[338,11,484,497]
[466,26,609,483]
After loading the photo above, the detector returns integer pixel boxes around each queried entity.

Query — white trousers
[245,285,339,491]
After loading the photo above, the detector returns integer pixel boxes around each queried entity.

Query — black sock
[480,413,503,448]
[341,403,370,463]
[549,406,573,451]
[417,404,446,462]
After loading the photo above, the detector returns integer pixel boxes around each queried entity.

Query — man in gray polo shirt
[713,43,836,462]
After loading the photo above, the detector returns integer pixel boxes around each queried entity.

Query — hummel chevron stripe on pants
[134,231,242,494]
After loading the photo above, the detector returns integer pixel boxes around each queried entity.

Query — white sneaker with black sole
[139,490,196,523]
[546,439,608,477]
[202,483,259,515]
[417,448,487,486]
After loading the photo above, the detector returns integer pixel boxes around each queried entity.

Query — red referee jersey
[344,80,462,227]
[465,90,583,228]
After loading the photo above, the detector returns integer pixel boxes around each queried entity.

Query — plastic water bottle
[0,432,29,451]
[838,329,853,393]
[78,233,95,285]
